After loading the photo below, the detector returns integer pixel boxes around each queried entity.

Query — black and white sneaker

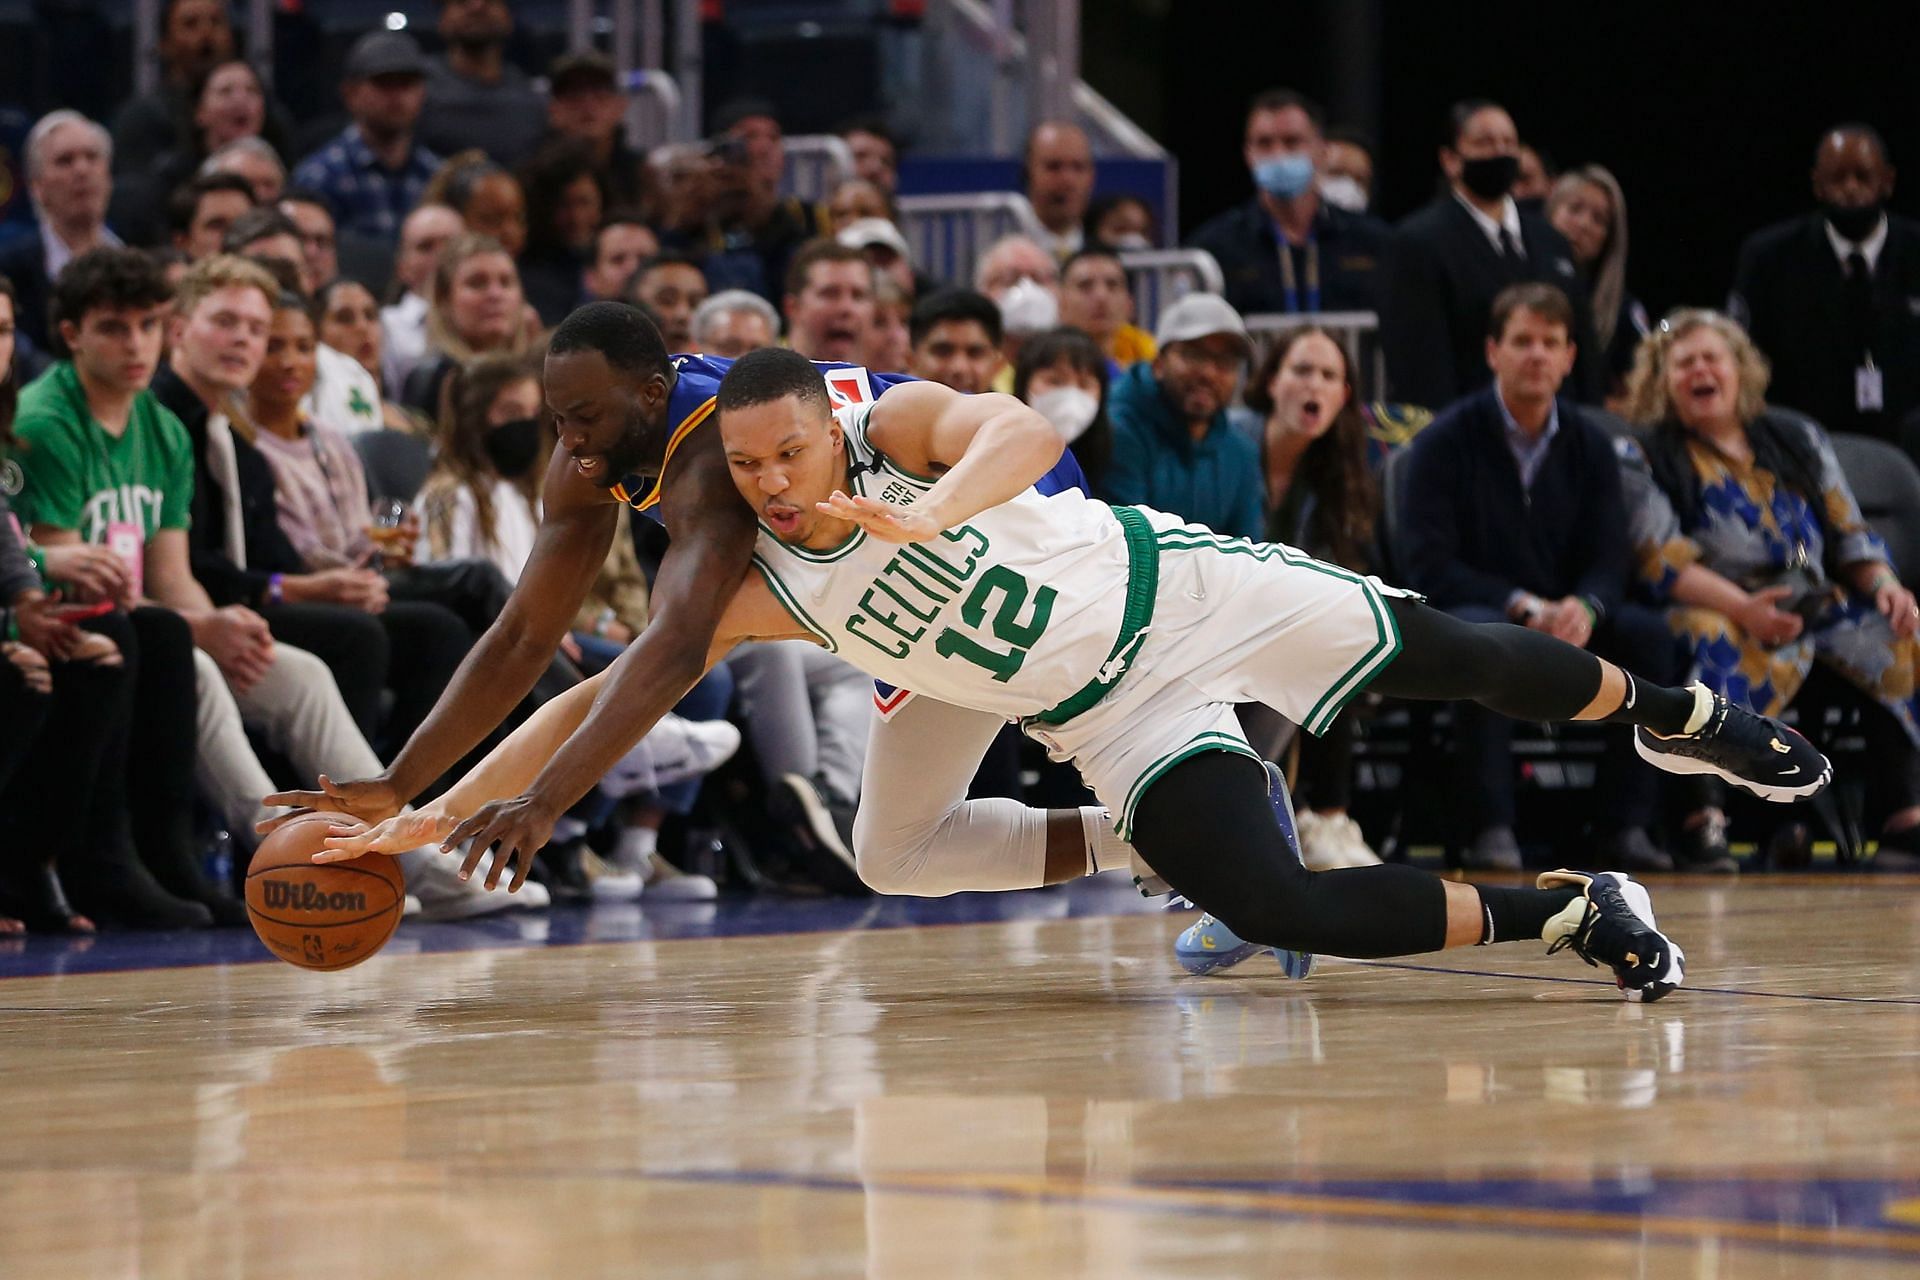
[1634,685,1831,803]
[1538,870,1685,1002]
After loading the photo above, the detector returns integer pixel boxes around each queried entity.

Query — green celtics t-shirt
[9,362,194,543]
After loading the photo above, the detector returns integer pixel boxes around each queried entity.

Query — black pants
[1445,601,1683,837]
[120,607,200,869]
[1130,596,1628,959]
[0,621,134,880]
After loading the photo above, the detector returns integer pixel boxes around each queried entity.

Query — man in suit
[1382,100,1601,410]
[1400,284,1686,873]
[0,111,120,355]
[1187,89,1389,317]
[1730,124,1920,447]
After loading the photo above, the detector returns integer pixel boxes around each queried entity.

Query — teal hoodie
[1103,361,1264,540]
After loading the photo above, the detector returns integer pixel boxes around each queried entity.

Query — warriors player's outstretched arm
[824,382,1064,541]
[432,447,772,889]
[262,449,618,828]
[316,575,810,867]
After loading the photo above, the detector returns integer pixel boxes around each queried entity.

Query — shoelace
[1545,901,1601,969]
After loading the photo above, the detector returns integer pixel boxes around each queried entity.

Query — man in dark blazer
[1730,124,1920,446]
[1399,284,1689,873]
[0,111,122,356]
[1186,88,1389,317]
[1382,100,1602,411]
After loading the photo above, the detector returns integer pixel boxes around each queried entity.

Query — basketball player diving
[297,327,1834,1004]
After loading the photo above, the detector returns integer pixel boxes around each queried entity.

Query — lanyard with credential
[1277,232,1321,313]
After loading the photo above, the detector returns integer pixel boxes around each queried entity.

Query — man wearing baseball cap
[1104,292,1263,539]
[546,51,647,212]
[290,32,440,244]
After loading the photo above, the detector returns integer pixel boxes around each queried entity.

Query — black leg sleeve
[1130,751,1451,958]
[1370,596,1699,735]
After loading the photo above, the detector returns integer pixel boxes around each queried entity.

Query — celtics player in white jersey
[323,348,1833,1002]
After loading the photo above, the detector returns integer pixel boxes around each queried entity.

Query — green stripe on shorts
[1116,731,1261,841]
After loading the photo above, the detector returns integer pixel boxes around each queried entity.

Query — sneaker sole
[1634,734,1833,803]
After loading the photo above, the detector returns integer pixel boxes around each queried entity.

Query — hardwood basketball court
[2,875,1917,1277]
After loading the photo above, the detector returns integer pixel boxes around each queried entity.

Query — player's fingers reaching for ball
[260,775,403,834]
[446,795,557,892]
[314,812,447,861]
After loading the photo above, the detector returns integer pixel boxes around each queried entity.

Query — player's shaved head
[549,299,671,383]
[716,346,833,417]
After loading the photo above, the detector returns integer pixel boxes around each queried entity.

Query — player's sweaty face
[545,349,661,488]
[721,393,845,547]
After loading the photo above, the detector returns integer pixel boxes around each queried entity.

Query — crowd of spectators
[4,0,1918,938]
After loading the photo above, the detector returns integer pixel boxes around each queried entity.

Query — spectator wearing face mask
[1381,99,1601,411]
[1083,193,1159,251]
[1187,90,1389,319]
[416,353,547,582]
[1014,326,1113,493]
[974,235,1061,389]
[1730,124,1920,447]
[1319,128,1374,214]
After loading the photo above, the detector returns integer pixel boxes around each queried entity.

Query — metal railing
[781,135,856,206]
[1117,248,1224,334]
[1244,311,1386,400]
[897,191,1050,288]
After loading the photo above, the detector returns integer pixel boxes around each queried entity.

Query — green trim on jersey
[1117,732,1262,840]
[877,453,942,486]
[751,556,840,651]
[1028,505,1161,727]
[1148,527,1402,735]
[762,520,868,562]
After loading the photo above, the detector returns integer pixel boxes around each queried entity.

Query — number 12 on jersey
[934,565,1057,682]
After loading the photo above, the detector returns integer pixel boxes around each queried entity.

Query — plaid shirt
[291,126,440,243]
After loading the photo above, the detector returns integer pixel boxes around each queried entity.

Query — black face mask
[1459,153,1519,201]
[484,417,543,478]
[1823,199,1884,244]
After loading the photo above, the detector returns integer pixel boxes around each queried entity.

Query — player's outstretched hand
[258,773,405,836]
[444,792,559,892]
[816,490,943,543]
[313,811,458,863]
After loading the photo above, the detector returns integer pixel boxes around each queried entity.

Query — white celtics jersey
[751,403,1157,723]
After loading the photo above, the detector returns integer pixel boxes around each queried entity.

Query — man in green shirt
[13,247,523,920]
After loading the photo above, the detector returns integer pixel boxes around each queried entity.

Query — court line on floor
[1340,958,1920,1006]
[488,1165,1920,1262]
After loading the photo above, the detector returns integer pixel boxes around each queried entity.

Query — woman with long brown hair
[416,353,548,582]
[1244,327,1385,869]
[401,233,542,416]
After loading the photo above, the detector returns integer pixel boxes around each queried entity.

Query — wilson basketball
[245,812,405,972]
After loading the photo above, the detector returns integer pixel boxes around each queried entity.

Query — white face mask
[997,277,1060,336]
[1028,385,1100,443]
[1105,232,1152,251]
[1317,174,1368,213]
